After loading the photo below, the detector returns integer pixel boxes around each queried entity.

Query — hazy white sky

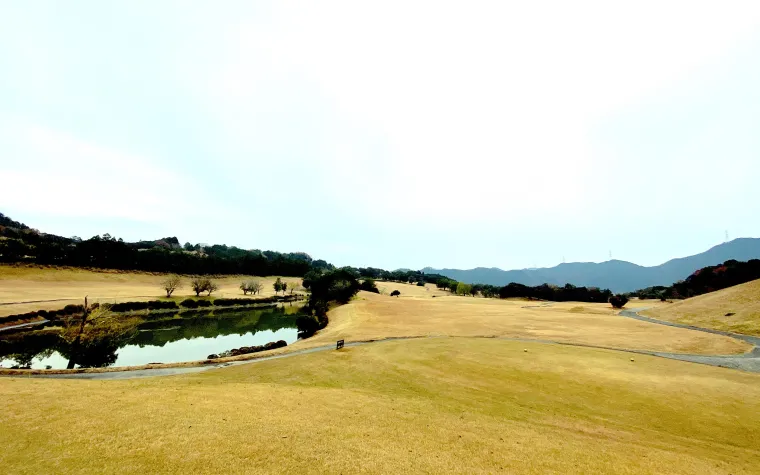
[1,1,759,270]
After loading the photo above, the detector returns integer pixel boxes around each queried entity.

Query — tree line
[343,270,616,304]
[1,212,622,305]
[345,267,451,285]
[628,259,760,300]
[0,213,332,277]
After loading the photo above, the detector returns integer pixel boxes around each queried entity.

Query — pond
[0,304,303,370]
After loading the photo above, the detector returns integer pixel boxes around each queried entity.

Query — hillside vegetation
[643,279,760,336]
[0,213,449,287]
[0,213,323,276]
[2,338,759,474]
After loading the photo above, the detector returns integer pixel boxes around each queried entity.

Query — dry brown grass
[295,290,750,355]
[375,280,451,297]
[0,265,301,317]
[0,275,748,376]
[643,279,760,336]
[2,271,758,473]
[2,337,759,474]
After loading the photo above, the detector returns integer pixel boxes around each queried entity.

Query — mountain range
[423,238,760,293]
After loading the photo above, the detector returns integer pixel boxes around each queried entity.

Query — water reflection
[0,305,302,369]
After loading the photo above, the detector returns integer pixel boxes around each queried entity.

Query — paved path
[31,343,371,380]
[618,308,760,372]
[620,308,760,346]
[7,308,760,380]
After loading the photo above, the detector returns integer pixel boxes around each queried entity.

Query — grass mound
[643,278,760,336]
[297,291,750,355]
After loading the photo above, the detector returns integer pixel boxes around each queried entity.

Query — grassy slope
[297,287,750,355]
[2,274,759,473]
[0,265,301,317]
[2,338,759,474]
[643,279,760,336]
[375,280,451,297]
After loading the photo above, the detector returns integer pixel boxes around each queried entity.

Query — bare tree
[241,280,264,295]
[240,281,251,295]
[205,280,219,296]
[288,281,301,296]
[191,277,206,297]
[191,277,217,297]
[161,275,182,298]
[250,280,263,295]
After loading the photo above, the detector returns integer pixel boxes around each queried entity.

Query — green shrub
[61,304,84,315]
[179,299,199,308]
[110,301,150,312]
[609,295,629,309]
[146,300,179,310]
[307,269,361,315]
[359,278,380,293]
[296,314,328,337]
[0,311,39,324]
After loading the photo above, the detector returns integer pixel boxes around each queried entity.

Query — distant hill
[424,238,760,293]
[0,213,29,230]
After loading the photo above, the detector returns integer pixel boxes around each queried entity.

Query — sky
[1,1,759,271]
